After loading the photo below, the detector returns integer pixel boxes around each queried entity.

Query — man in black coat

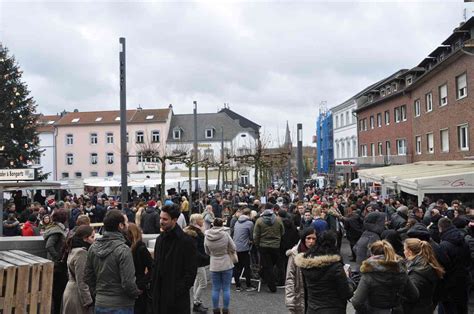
[437,218,471,314]
[141,201,161,234]
[152,204,197,314]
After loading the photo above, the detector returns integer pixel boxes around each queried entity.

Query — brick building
[355,18,474,167]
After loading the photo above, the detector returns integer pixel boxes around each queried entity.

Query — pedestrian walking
[84,210,141,314]
[62,225,95,314]
[141,200,160,234]
[285,227,317,314]
[204,218,237,314]
[232,208,256,292]
[151,203,198,314]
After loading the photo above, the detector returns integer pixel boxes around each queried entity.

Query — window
[352,139,357,157]
[406,76,413,85]
[345,112,350,125]
[401,105,407,121]
[458,124,469,151]
[90,133,98,144]
[370,143,375,156]
[126,132,129,143]
[384,110,390,125]
[340,114,344,127]
[346,140,351,157]
[204,149,214,161]
[360,145,367,157]
[377,113,382,127]
[107,152,114,164]
[106,132,114,144]
[75,172,82,178]
[341,142,346,158]
[136,131,144,144]
[335,116,339,128]
[395,107,401,123]
[90,153,98,165]
[396,139,407,156]
[95,117,103,122]
[439,84,448,106]
[378,142,383,156]
[61,172,69,179]
[359,120,363,131]
[426,92,433,112]
[440,129,449,152]
[205,128,214,139]
[173,128,181,140]
[368,94,373,102]
[381,89,385,97]
[90,171,98,177]
[456,73,467,99]
[151,130,160,143]
[392,83,398,92]
[71,118,80,123]
[386,141,391,156]
[364,119,367,130]
[427,133,434,154]
[66,153,74,165]
[146,115,154,120]
[370,116,374,129]
[106,172,114,177]
[415,136,422,155]
[414,99,421,117]
[66,134,73,145]
[386,86,391,94]
[115,117,120,121]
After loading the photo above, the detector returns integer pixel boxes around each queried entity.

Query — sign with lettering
[0,169,36,181]
[335,160,356,166]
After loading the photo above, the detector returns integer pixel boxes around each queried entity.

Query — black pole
[221,127,224,191]
[297,123,303,201]
[193,101,198,195]
[119,38,128,205]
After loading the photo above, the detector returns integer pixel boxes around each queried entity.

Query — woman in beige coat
[62,225,95,314]
[285,227,317,314]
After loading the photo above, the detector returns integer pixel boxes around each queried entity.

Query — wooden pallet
[0,250,54,314]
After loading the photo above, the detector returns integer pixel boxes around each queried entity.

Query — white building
[331,98,358,185]
[36,115,61,180]
[166,107,260,189]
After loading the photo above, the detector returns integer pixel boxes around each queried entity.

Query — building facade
[36,115,61,180]
[316,110,334,180]
[330,98,358,185]
[355,19,474,167]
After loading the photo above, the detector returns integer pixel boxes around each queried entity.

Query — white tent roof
[358,161,474,196]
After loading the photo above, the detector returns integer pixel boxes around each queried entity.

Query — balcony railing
[357,154,411,166]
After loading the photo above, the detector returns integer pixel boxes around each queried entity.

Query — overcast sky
[1,0,472,146]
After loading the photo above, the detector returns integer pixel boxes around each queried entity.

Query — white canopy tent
[358,161,474,204]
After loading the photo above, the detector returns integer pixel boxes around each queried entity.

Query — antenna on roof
[137,104,142,110]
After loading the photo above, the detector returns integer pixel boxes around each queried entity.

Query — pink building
[54,107,172,180]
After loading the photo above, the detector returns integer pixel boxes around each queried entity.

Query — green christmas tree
[0,44,41,174]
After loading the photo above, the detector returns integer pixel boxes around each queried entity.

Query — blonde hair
[404,238,445,278]
[369,240,400,262]
[190,213,203,225]
[127,223,143,253]
[312,206,322,217]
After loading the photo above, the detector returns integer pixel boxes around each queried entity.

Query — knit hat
[147,200,156,207]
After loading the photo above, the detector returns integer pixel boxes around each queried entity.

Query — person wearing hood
[232,208,256,292]
[253,208,285,292]
[44,209,68,314]
[390,205,408,230]
[62,225,95,314]
[204,218,237,314]
[184,214,211,313]
[381,229,404,257]
[285,227,317,314]
[294,231,354,314]
[437,218,471,314]
[353,211,386,267]
[140,200,161,234]
[84,210,141,314]
[402,238,445,314]
[203,204,216,231]
[3,213,21,236]
[352,240,419,314]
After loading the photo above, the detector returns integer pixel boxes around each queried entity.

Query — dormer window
[146,115,154,120]
[71,118,80,123]
[368,94,373,102]
[380,89,385,97]
[115,117,120,121]
[392,83,398,91]
[205,128,215,139]
[386,86,391,94]
[95,117,103,122]
[406,76,413,86]
[173,127,182,140]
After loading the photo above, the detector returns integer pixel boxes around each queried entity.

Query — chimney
[137,104,142,111]
[168,104,173,109]
[73,109,79,113]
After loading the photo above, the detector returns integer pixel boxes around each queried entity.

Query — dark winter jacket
[402,255,439,314]
[280,217,300,253]
[132,241,154,290]
[390,211,408,230]
[3,218,21,236]
[343,213,363,243]
[406,222,448,266]
[295,253,353,314]
[253,209,285,249]
[152,225,197,314]
[141,207,160,234]
[352,255,419,314]
[438,225,471,299]
[43,222,67,265]
[184,225,210,267]
[353,212,386,266]
[84,231,141,308]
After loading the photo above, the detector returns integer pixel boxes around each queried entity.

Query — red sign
[335,160,356,166]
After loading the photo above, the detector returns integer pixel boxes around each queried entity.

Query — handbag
[229,250,238,264]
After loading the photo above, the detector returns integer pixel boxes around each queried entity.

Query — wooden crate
[0,250,54,314]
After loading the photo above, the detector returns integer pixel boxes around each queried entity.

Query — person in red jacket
[22,214,40,236]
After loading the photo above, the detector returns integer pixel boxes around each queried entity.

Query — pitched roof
[36,114,61,133]
[54,108,170,126]
[167,108,260,142]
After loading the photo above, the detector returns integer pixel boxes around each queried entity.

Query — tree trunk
[217,166,221,191]
[254,161,259,197]
[205,165,209,195]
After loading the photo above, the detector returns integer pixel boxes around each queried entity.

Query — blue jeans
[95,307,133,314]
[210,269,233,309]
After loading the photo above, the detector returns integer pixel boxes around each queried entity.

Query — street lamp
[297,123,303,201]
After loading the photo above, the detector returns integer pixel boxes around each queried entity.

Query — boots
[213,309,221,314]
[222,309,229,314]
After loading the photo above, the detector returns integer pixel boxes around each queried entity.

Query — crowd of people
[1,185,473,314]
